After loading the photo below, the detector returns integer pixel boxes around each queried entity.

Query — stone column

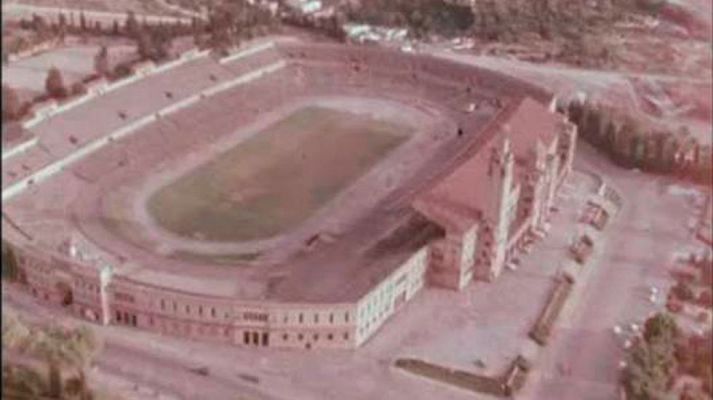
[98,264,114,326]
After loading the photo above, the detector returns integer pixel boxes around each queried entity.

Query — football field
[147,106,411,242]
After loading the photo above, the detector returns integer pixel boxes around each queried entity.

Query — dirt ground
[2,38,136,97]
[147,106,410,242]
[426,45,712,146]
[427,0,711,146]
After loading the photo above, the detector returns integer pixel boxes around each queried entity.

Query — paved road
[2,284,278,400]
[97,341,272,400]
[519,143,706,400]
[153,0,206,20]
[426,46,711,86]
[2,2,193,25]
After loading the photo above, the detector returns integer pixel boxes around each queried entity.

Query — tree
[622,339,675,400]
[2,307,32,351]
[622,313,680,400]
[594,107,615,145]
[94,45,110,77]
[66,325,102,400]
[136,29,171,61]
[671,281,695,302]
[30,323,102,400]
[170,20,184,36]
[630,133,646,167]
[32,330,65,397]
[643,313,679,344]
[2,308,49,398]
[2,85,22,122]
[583,103,603,140]
[31,14,50,37]
[19,17,31,30]
[125,11,140,38]
[703,365,713,395]
[701,261,713,286]
[190,16,200,34]
[80,11,87,32]
[112,62,132,78]
[615,117,642,165]
[566,100,584,126]
[45,67,67,99]
[71,82,87,96]
[2,363,49,399]
[193,30,206,48]
[57,13,68,40]
[206,5,236,52]
[1,240,20,280]
[2,308,104,400]
[58,13,67,30]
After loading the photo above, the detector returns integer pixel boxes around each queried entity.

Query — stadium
[1,37,577,350]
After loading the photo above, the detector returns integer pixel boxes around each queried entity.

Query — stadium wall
[8,238,431,350]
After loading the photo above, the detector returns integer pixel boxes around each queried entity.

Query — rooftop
[415,97,563,223]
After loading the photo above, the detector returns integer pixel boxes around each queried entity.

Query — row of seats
[279,43,550,103]
[67,68,301,189]
[64,49,514,195]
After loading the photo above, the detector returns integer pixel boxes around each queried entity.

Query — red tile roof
[504,97,560,162]
[412,192,480,233]
[414,97,562,228]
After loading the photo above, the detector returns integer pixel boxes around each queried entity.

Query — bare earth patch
[2,41,137,94]
[147,106,410,242]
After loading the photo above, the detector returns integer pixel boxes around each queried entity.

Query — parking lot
[520,143,711,400]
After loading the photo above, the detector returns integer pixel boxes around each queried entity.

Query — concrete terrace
[2,38,286,197]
